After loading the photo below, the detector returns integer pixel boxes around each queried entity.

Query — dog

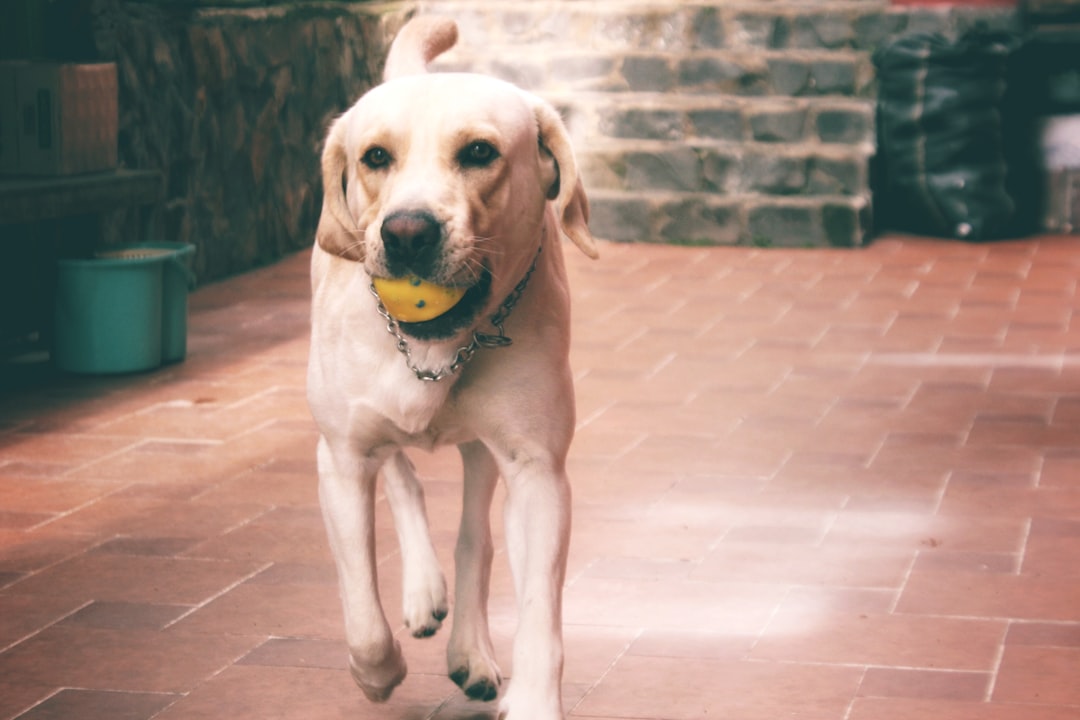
[306,15,597,720]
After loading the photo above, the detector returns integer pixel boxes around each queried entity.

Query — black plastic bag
[873,30,1037,240]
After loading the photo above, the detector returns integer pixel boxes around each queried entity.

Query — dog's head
[316,16,597,340]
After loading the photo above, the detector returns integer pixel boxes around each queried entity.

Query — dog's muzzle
[374,209,492,342]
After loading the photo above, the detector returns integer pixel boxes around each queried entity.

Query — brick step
[586,189,870,248]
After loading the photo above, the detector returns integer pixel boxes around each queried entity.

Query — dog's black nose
[381,210,442,274]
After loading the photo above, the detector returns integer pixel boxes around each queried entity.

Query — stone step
[419,0,1013,55]
[420,0,897,54]
[575,138,871,197]
[434,48,875,99]
[413,0,891,248]
[549,92,874,146]
[586,190,870,248]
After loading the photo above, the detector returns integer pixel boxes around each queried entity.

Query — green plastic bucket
[53,243,196,374]
[152,243,196,363]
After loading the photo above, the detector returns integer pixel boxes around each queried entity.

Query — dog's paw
[348,641,408,702]
[403,569,448,638]
[450,665,500,702]
[447,644,502,702]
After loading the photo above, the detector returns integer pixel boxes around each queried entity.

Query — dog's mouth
[394,269,492,341]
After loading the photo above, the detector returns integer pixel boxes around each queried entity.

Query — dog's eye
[361,146,392,170]
[458,141,499,168]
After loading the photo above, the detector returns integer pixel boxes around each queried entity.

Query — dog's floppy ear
[316,113,364,262]
[532,100,599,260]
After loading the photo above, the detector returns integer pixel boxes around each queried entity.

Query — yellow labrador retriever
[306,15,597,720]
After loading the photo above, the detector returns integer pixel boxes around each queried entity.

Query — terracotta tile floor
[2,235,1080,719]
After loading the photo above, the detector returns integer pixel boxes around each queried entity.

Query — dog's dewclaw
[373,276,467,322]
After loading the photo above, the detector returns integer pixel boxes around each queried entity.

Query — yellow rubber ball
[372,275,467,323]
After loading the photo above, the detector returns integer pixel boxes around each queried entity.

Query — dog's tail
[383,16,458,81]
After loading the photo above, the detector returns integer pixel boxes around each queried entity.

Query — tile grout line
[26,488,130,532]
[746,585,791,656]
[1013,517,1033,576]
[887,549,920,616]
[5,687,185,720]
[574,399,617,432]
[742,658,1002,674]
[929,469,952,516]
[162,561,275,629]
[1,687,65,720]
[1,534,115,590]
[0,599,95,655]
[55,437,149,479]
[566,626,644,717]
[217,385,283,410]
[982,621,1012,703]
[1032,451,1047,490]
[641,351,678,381]
[841,668,867,720]
[24,431,226,532]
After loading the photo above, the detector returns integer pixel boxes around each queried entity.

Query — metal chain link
[370,245,542,382]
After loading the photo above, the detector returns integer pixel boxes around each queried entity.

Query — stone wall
[89,0,409,283]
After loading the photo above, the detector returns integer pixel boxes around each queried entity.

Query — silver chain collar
[369,245,542,382]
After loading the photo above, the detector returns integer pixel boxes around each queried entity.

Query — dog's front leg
[447,441,503,701]
[383,451,449,638]
[317,436,407,702]
[495,448,571,720]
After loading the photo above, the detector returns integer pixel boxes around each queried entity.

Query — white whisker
[338,234,367,258]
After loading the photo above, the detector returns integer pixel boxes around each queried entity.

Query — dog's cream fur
[306,16,596,720]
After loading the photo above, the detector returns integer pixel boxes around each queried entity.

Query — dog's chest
[357,371,469,449]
